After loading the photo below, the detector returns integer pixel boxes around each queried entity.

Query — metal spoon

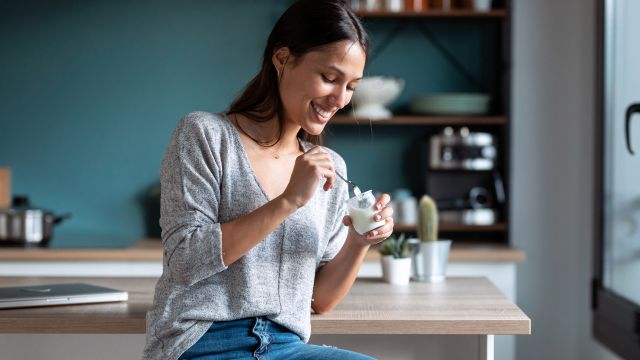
[335,171,360,195]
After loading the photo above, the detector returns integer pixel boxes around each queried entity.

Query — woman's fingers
[373,193,391,211]
[317,165,335,191]
[307,145,328,154]
[373,206,393,222]
[372,194,393,222]
[366,217,394,242]
[283,147,337,208]
[323,173,335,191]
[304,147,336,190]
[306,154,335,170]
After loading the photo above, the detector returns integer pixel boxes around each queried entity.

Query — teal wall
[0,1,497,248]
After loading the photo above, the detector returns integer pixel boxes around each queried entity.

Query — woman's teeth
[311,102,331,119]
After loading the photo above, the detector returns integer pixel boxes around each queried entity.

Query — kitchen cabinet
[327,1,512,246]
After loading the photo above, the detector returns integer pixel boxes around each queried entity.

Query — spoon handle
[335,171,357,189]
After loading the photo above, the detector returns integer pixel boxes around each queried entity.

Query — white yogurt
[349,206,385,235]
[346,190,385,235]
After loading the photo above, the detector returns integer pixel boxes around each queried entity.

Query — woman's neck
[233,113,301,152]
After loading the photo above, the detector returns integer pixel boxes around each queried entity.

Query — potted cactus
[412,195,452,282]
[378,233,412,285]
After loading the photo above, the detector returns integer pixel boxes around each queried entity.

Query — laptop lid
[0,283,128,309]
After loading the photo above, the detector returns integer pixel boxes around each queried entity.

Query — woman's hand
[281,146,336,209]
[343,193,394,247]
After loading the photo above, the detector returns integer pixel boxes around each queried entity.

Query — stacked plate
[410,93,491,115]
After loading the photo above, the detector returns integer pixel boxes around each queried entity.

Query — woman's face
[275,40,366,135]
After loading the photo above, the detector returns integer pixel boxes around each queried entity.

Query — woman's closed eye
[321,74,336,84]
[322,74,356,92]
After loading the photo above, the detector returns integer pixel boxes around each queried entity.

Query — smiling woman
[142,1,396,360]
[274,41,366,134]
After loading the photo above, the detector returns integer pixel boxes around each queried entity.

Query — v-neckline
[224,114,309,202]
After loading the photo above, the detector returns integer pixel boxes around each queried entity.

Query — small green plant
[418,195,438,242]
[379,233,410,259]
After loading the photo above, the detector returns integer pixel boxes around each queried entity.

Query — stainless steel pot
[0,196,70,247]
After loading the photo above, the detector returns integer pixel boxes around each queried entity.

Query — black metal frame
[592,0,640,358]
[502,0,511,249]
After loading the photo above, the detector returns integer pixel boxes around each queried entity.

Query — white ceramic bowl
[351,76,405,120]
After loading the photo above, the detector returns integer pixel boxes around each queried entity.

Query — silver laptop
[0,283,128,309]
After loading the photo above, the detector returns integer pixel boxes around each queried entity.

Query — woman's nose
[330,86,350,110]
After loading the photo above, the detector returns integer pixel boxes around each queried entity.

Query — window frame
[592,0,640,358]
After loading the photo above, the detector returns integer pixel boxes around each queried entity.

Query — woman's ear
[272,47,291,75]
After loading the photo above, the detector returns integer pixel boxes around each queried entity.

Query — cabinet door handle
[626,103,640,155]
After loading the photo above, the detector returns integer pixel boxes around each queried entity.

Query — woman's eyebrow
[326,64,363,81]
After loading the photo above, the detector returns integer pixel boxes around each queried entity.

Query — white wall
[512,0,619,359]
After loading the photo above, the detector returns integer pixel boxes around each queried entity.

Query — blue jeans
[178,317,376,360]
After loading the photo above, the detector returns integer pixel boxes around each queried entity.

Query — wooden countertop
[0,276,530,335]
[0,239,525,263]
[0,239,163,261]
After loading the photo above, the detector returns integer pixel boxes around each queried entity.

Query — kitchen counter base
[0,334,495,360]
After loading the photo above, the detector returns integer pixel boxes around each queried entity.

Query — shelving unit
[353,9,507,18]
[328,2,512,245]
[332,115,506,126]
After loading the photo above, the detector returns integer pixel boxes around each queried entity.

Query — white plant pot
[409,239,452,283]
[381,256,412,285]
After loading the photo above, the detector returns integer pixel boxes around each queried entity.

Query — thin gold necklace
[267,139,301,159]
[268,142,282,159]
[233,114,284,159]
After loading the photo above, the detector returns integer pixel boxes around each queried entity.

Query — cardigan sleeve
[316,154,349,269]
[159,112,228,286]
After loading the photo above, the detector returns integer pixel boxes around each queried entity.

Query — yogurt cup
[346,190,386,235]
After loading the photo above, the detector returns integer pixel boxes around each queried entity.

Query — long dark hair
[227,0,369,147]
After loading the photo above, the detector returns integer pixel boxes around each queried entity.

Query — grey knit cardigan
[142,112,349,360]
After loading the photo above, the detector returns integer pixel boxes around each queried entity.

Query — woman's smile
[310,101,334,123]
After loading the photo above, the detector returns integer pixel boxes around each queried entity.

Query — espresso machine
[424,127,505,226]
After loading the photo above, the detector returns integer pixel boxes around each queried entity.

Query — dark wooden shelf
[394,223,507,233]
[330,115,506,126]
[354,9,507,19]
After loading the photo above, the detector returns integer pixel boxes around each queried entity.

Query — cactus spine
[418,195,438,242]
